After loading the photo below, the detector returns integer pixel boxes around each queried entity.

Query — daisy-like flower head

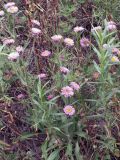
[51,35,63,42]
[73,26,84,33]
[0,10,5,16]
[7,6,18,14]
[64,38,74,47]
[111,56,119,63]
[61,86,74,98]
[70,82,80,91]
[63,105,75,116]
[3,38,15,45]
[31,28,41,35]
[16,46,24,53]
[80,38,90,48]
[38,73,47,79]
[31,19,40,26]
[41,50,51,57]
[91,26,102,32]
[8,52,19,61]
[60,66,70,74]
[4,2,15,9]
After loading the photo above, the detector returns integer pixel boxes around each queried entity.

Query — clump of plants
[0,1,120,160]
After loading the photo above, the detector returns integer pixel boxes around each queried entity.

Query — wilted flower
[51,35,63,42]
[60,66,70,74]
[16,46,24,53]
[91,26,102,32]
[111,56,119,63]
[38,73,47,79]
[63,105,75,116]
[64,38,74,47]
[31,19,40,26]
[112,48,119,54]
[4,2,15,9]
[8,52,19,60]
[41,50,51,57]
[0,10,5,16]
[3,38,15,45]
[80,38,90,48]
[61,86,74,97]
[70,82,80,91]
[31,28,41,35]
[7,6,18,13]
[73,26,84,33]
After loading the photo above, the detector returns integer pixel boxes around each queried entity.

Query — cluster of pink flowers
[61,82,80,98]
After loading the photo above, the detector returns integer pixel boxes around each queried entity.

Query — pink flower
[17,94,24,99]
[31,28,41,35]
[3,38,15,45]
[107,21,116,32]
[70,82,80,91]
[38,73,47,79]
[41,50,51,57]
[61,86,74,97]
[64,38,74,47]
[31,19,40,26]
[51,35,63,42]
[63,105,75,116]
[4,2,15,9]
[0,10,5,16]
[7,6,18,13]
[80,38,90,48]
[47,94,54,100]
[16,46,24,53]
[8,52,19,60]
[73,26,84,33]
[60,67,70,74]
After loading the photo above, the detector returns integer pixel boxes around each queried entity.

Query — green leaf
[47,150,59,160]
[75,142,83,160]
[93,61,101,73]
